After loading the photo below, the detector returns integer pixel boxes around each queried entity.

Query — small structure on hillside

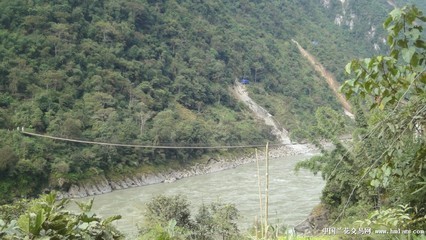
[240,78,249,84]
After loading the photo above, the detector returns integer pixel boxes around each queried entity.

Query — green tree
[195,202,240,240]
[0,146,18,173]
[340,5,426,225]
[143,194,192,230]
[139,195,240,240]
[297,5,426,229]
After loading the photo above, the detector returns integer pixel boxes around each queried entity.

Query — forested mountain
[0,0,417,203]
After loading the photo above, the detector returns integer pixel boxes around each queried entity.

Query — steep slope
[0,0,396,202]
[291,39,354,118]
[232,82,291,145]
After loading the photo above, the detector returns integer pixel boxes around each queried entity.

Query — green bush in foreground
[138,194,240,240]
[0,192,123,239]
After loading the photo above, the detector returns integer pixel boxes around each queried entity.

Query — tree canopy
[297,4,425,231]
[0,0,408,203]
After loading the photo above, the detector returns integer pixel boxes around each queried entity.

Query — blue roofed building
[240,78,249,84]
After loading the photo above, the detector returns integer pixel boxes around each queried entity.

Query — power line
[19,130,287,149]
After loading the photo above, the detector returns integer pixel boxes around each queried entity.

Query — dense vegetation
[0,192,241,239]
[0,0,398,203]
[0,1,425,239]
[139,194,241,240]
[0,192,123,239]
[246,0,393,130]
[296,4,426,236]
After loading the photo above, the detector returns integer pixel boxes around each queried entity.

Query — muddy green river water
[71,153,324,237]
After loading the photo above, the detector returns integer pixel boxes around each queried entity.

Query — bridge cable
[20,130,288,149]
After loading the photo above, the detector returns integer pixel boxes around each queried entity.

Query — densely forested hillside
[231,0,394,131]
[0,0,410,203]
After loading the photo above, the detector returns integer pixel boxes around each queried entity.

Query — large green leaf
[401,47,416,63]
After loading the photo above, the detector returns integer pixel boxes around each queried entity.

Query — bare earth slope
[292,39,354,118]
[232,82,292,145]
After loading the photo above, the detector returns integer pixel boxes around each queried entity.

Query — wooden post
[264,142,269,237]
[255,149,263,237]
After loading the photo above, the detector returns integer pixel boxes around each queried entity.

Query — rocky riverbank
[294,203,330,235]
[57,143,318,199]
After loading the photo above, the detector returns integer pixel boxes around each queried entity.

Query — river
[70,153,324,238]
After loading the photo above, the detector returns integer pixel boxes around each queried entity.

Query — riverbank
[57,143,318,199]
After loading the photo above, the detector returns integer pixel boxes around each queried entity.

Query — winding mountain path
[232,82,292,145]
[291,39,354,118]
